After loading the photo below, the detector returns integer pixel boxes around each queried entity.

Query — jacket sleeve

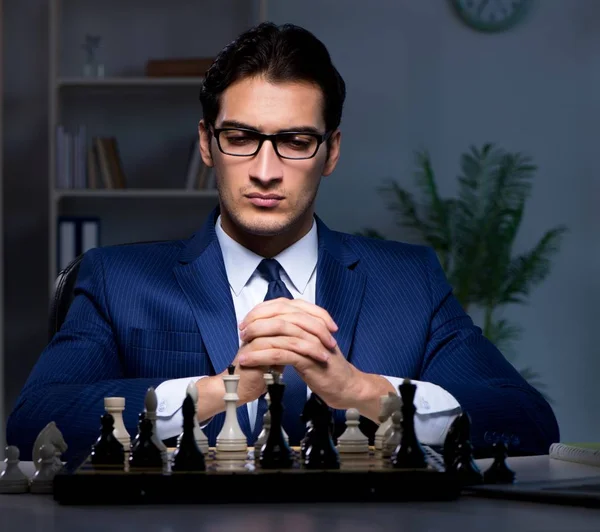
[6,248,167,461]
[420,248,560,457]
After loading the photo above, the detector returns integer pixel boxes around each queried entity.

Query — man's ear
[198,119,214,167]
[322,129,341,177]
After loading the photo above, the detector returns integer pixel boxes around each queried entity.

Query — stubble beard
[219,182,319,239]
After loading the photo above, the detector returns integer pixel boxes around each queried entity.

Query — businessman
[7,22,559,461]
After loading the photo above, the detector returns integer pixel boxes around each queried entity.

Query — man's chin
[241,221,289,237]
[232,210,292,236]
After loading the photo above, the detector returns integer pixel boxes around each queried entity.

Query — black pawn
[453,439,484,485]
[391,380,427,469]
[90,413,125,468]
[304,393,339,470]
[483,441,515,484]
[129,416,164,469]
[260,372,293,469]
[445,413,483,485]
[172,395,206,472]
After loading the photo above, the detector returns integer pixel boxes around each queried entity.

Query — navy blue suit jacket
[7,209,559,460]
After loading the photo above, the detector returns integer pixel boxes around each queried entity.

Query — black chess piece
[90,413,125,468]
[303,393,340,470]
[300,392,320,459]
[228,364,235,375]
[453,439,484,485]
[300,420,314,459]
[443,413,463,470]
[483,441,516,484]
[129,416,164,469]
[260,372,294,469]
[171,395,206,472]
[444,412,483,485]
[391,379,428,469]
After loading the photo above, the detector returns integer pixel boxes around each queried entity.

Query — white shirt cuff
[381,375,462,446]
[154,376,207,441]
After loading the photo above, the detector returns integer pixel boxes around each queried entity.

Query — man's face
[199,76,340,245]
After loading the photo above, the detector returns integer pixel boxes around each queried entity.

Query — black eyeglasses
[211,127,331,160]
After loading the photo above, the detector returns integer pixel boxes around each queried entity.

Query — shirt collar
[215,215,318,296]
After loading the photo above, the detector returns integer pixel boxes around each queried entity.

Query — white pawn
[382,411,403,459]
[104,397,130,450]
[30,444,57,494]
[255,410,271,449]
[337,408,369,454]
[180,381,209,454]
[144,387,168,456]
[0,446,30,493]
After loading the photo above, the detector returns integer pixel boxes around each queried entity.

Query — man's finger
[240,298,338,332]
[248,335,330,363]
[238,348,320,369]
[241,314,337,350]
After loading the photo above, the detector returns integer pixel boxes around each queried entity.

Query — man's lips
[245,193,284,208]
[245,193,285,200]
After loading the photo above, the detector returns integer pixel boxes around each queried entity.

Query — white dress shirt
[155,215,461,444]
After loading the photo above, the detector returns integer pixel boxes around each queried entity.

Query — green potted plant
[360,143,567,401]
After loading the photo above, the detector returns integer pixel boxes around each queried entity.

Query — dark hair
[200,22,346,132]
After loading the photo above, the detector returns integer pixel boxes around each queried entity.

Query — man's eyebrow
[218,120,323,135]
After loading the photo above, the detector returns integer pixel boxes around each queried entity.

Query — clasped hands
[229,298,385,414]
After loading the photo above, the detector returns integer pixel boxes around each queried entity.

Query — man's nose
[248,139,284,183]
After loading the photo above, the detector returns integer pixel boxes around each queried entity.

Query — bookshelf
[48,0,269,293]
[0,0,5,452]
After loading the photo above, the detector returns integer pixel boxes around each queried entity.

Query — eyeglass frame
[210,126,333,160]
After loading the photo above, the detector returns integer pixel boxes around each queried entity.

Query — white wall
[268,0,600,442]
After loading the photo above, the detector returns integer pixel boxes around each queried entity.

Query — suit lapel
[172,209,251,434]
[315,218,366,362]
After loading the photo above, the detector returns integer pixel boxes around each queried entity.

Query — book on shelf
[56,128,216,192]
[56,125,88,189]
[57,216,101,272]
[55,126,127,190]
[549,442,600,467]
[90,137,127,189]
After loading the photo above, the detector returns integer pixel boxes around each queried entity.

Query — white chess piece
[337,408,369,454]
[104,397,130,450]
[30,444,57,494]
[255,410,271,449]
[264,372,288,443]
[0,446,30,493]
[182,380,209,454]
[382,411,403,458]
[216,368,248,456]
[33,421,68,472]
[375,393,402,450]
[144,387,168,455]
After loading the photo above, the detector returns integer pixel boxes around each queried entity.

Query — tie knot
[257,258,283,283]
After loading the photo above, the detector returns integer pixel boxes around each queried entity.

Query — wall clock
[449,0,532,33]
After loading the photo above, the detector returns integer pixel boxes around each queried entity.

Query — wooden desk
[2,456,600,531]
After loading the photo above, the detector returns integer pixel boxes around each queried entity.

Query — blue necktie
[252,258,307,445]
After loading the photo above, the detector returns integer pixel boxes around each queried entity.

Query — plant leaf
[500,225,569,305]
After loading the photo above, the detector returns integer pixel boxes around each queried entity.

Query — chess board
[53,446,461,505]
